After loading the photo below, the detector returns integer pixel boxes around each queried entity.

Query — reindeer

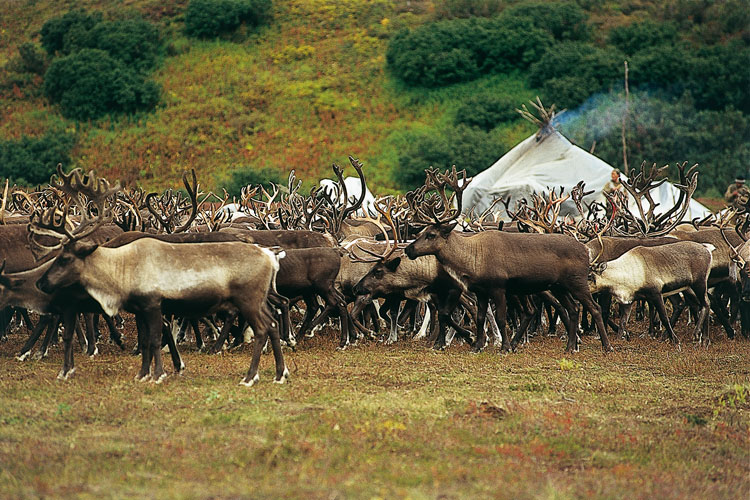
[403,167,613,353]
[588,241,714,345]
[348,196,474,348]
[30,167,288,386]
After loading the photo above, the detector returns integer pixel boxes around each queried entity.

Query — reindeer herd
[0,156,748,387]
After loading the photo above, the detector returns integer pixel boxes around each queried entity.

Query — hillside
[1,0,748,196]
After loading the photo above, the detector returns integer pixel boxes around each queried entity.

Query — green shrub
[687,42,750,113]
[504,2,590,41]
[481,18,554,74]
[433,0,503,19]
[80,19,162,72]
[0,131,75,185]
[529,41,623,108]
[454,94,520,131]
[41,11,161,71]
[17,43,48,75]
[540,74,600,110]
[40,9,101,56]
[629,43,693,93]
[608,20,679,55]
[224,165,283,197]
[184,0,272,39]
[43,49,160,120]
[393,125,506,190]
[387,16,553,87]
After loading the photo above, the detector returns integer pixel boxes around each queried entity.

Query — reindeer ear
[440,222,457,235]
[72,241,98,257]
[593,262,607,274]
[385,257,401,272]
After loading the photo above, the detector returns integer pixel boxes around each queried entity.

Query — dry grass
[0,317,748,499]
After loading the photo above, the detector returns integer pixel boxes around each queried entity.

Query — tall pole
[621,60,630,176]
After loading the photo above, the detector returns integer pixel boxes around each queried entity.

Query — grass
[0,318,748,499]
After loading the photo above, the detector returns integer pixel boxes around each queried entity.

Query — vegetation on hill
[0,0,747,196]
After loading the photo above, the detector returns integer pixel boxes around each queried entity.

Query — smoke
[551,90,649,143]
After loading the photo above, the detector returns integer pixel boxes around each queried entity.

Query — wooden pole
[621,60,630,176]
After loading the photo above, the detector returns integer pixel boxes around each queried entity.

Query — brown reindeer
[403,167,613,353]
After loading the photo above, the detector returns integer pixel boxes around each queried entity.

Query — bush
[393,125,506,190]
[224,165,283,197]
[629,43,693,93]
[184,0,272,39]
[481,18,554,74]
[40,9,101,56]
[503,2,590,41]
[433,0,503,19]
[387,16,553,87]
[41,11,161,71]
[0,131,75,185]
[529,42,624,108]
[454,94,520,131]
[17,43,48,75]
[608,20,679,55]
[687,42,750,113]
[540,74,600,110]
[43,49,160,120]
[79,19,162,72]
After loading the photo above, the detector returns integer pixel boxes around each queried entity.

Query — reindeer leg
[20,308,35,332]
[648,292,680,346]
[134,313,152,382]
[708,290,735,339]
[209,312,237,354]
[58,311,77,380]
[103,314,125,350]
[73,315,87,353]
[147,309,167,383]
[489,289,510,351]
[161,319,184,374]
[39,314,61,357]
[618,302,634,341]
[16,315,51,361]
[83,313,98,357]
[569,285,612,352]
[190,319,204,350]
[472,293,490,353]
[295,295,319,339]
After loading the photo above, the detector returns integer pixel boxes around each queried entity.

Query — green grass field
[0,319,748,499]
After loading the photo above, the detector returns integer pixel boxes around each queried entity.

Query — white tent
[463,128,711,221]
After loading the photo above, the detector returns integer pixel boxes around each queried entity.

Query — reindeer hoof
[89,346,99,358]
[135,373,151,383]
[274,367,290,384]
[153,372,167,384]
[57,367,75,380]
[33,350,45,361]
[16,351,31,362]
[240,373,260,387]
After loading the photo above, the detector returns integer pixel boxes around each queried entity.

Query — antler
[613,161,698,237]
[514,187,570,233]
[28,165,121,258]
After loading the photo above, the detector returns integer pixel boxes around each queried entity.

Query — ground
[0,318,748,499]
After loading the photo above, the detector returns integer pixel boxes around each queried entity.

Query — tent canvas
[462,128,711,221]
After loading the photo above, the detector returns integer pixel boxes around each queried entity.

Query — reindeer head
[29,166,121,294]
[404,166,469,260]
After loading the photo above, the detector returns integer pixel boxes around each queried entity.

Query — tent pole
[621,60,630,176]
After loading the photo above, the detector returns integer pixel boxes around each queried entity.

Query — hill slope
[1,1,747,195]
